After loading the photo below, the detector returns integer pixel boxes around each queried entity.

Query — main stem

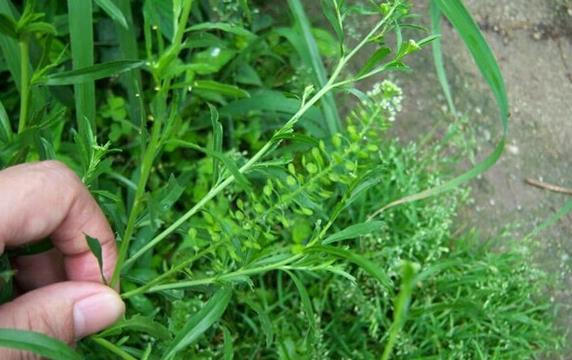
[111,1,195,287]
[18,36,30,134]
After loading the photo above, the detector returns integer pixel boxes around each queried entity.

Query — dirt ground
[394,0,572,352]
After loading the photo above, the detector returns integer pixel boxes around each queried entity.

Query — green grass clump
[0,0,564,359]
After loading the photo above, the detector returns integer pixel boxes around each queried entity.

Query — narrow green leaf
[320,0,344,43]
[19,22,57,36]
[192,80,250,98]
[431,1,455,113]
[187,22,256,39]
[98,315,171,340]
[284,270,316,341]
[95,0,128,29]
[168,139,251,191]
[68,0,96,133]
[161,287,232,360]
[287,0,341,135]
[381,262,417,360]
[209,104,223,183]
[0,13,17,38]
[0,99,12,143]
[357,47,391,77]
[45,60,145,86]
[222,326,233,360]
[323,221,383,244]
[0,329,81,360]
[85,234,106,284]
[305,245,391,290]
[112,0,145,126]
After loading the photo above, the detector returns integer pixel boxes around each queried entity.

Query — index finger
[0,161,117,284]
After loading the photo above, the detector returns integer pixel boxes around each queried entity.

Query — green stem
[121,246,215,299]
[18,36,30,134]
[110,115,162,287]
[111,1,196,286]
[131,254,303,294]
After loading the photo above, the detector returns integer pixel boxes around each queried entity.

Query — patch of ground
[393,0,572,353]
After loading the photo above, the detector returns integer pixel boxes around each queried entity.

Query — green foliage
[0,0,563,359]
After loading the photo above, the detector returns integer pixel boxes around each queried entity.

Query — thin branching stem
[122,0,402,273]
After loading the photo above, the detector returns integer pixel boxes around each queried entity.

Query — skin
[0,161,125,359]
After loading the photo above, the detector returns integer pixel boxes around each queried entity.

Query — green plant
[0,0,563,359]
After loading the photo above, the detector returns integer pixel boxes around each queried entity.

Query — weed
[0,0,564,359]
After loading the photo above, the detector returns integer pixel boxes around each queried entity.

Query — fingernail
[73,291,125,339]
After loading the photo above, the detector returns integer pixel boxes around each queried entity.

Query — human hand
[0,161,124,358]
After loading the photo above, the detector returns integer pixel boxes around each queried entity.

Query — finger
[12,249,66,291]
[0,281,124,359]
[0,161,117,283]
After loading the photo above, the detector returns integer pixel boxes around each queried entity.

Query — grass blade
[430,1,456,114]
[372,0,509,214]
[222,326,233,360]
[161,287,232,360]
[305,245,391,290]
[45,60,145,85]
[67,0,96,133]
[284,270,316,342]
[0,329,81,360]
[323,221,384,245]
[0,0,20,89]
[381,262,417,360]
[95,0,128,29]
[287,0,341,135]
[113,0,145,126]
[0,99,12,143]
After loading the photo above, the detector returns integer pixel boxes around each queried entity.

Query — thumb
[0,282,124,344]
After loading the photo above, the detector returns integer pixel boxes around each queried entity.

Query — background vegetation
[0,0,565,358]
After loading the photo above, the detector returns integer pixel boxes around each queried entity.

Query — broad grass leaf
[286,0,341,135]
[161,287,232,360]
[45,60,145,86]
[0,13,17,38]
[219,90,326,137]
[305,245,391,290]
[67,0,96,133]
[0,329,81,360]
[323,221,384,244]
[95,0,128,29]
[143,0,175,41]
